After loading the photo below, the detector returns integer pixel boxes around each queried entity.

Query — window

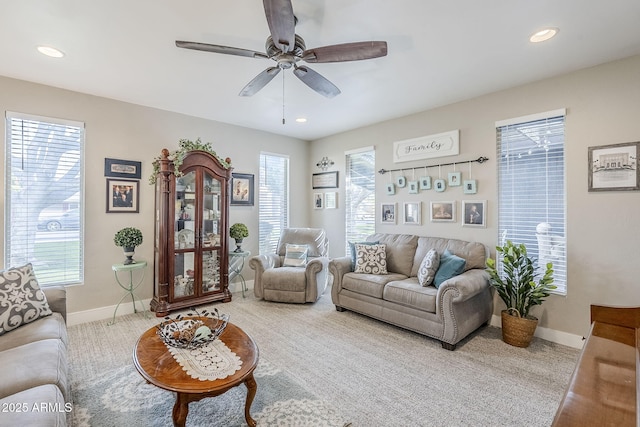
[258,153,289,255]
[496,110,566,294]
[345,147,376,254]
[5,112,84,286]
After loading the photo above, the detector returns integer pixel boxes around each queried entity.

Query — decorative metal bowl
[156,308,229,349]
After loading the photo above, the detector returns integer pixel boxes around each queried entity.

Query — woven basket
[501,310,538,348]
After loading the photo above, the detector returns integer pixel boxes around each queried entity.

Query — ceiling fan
[175,0,388,98]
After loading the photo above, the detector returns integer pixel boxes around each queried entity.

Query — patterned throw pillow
[348,240,379,270]
[283,244,309,267]
[354,244,388,274]
[0,263,52,335]
[418,249,440,287]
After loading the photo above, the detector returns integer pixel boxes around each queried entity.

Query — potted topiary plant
[114,227,143,264]
[486,240,556,348]
[229,223,248,253]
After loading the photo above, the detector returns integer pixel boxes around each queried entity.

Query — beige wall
[310,54,640,338]
[0,76,308,314]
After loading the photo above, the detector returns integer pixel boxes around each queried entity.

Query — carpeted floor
[68,288,579,426]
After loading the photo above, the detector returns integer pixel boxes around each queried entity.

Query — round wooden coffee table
[133,319,259,427]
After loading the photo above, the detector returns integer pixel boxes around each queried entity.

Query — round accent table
[109,261,148,325]
[228,251,251,297]
[133,321,259,427]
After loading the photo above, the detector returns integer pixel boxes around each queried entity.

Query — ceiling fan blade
[293,66,341,98]
[176,40,268,59]
[263,0,295,53]
[302,41,388,63]
[239,67,281,97]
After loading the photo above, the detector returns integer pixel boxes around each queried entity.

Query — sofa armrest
[305,257,330,302]
[329,257,351,288]
[437,269,489,302]
[42,286,67,323]
[248,254,281,298]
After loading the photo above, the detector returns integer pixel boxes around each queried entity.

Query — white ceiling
[2,1,640,141]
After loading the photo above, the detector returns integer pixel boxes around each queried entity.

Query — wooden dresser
[552,305,639,426]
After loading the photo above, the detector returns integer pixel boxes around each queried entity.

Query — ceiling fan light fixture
[529,28,558,43]
[295,117,307,123]
[37,45,65,58]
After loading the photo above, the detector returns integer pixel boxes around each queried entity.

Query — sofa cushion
[0,312,67,352]
[417,249,440,287]
[283,244,309,267]
[354,244,388,274]
[0,338,69,401]
[368,234,419,276]
[262,267,307,292]
[348,241,379,270]
[412,237,487,277]
[383,278,438,313]
[342,272,407,299]
[434,250,467,288]
[0,263,52,336]
[0,384,68,426]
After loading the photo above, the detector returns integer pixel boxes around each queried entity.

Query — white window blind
[496,112,567,294]
[345,147,376,254]
[258,153,289,255]
[5,112,84,286]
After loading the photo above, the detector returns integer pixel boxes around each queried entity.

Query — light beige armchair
[249,228,329,303]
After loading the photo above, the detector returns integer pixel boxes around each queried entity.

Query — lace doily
[165,339,242,381]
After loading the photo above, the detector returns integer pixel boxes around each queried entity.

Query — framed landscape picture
[430,201,455,222]
[588,141,639,191]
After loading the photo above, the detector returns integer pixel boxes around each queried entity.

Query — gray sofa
[0,286,70,426]
[329,233,492,350]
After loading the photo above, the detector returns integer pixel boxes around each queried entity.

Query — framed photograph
[588,141,639,191]
[448,172,462,186]
[312,171,339,189]
[106,179,139,213]
[396,176,407,188]
[419,176,432,190]
[462,200,487,227]
[314,193,323,209]
[231,173,254,206]
[386,183,396,195]
[325,192,337,209]
[403,202,422,225]
[430,201,455,222]
[104,158,142,179]
[434,179,446,192]
[408,181,419,194]
[381,203,397,224]
[463,180,478,194]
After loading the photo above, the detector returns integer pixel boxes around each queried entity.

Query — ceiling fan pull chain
[282,71,286,125]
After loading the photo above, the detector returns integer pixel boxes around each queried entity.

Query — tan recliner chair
[249,228,329,303]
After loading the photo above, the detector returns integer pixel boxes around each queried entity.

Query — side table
[109,261,148,325]
[228,251,251,297]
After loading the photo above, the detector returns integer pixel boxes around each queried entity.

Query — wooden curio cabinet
[150,149,232,316]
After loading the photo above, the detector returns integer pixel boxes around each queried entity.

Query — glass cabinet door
[173,171,197,298]
[202,172,222,293]
[202,250,220,293]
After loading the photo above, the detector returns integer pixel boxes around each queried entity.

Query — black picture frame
[231,173,254,206]
[105,158,142,179]
[312,171,339,189]
[106,178,140,213]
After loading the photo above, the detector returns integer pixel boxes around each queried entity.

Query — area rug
[71,357,348,426]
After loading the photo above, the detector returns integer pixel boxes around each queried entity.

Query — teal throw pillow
[433,250,466,288]
[349,241,379,270]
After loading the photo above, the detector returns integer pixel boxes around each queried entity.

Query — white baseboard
[489,314,584,349]
[67,280,255,326]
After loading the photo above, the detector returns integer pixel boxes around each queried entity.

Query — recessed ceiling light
[37,45,65,58]
[529,28,558,43]
[295,117,307,123]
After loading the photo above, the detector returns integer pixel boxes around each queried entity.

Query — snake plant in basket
[486,240,556,347]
